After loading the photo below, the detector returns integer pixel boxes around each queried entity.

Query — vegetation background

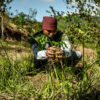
[0,0,100,99]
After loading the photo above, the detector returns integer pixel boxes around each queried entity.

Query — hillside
[0,13,100,99]
[0,13,42,41]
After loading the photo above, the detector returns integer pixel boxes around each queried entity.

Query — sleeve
[60,34,72,58]
[32,43,47,60]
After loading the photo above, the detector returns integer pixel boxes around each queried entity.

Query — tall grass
[0,40,100,100]
[0,45,40,100]
[36,62,100,100]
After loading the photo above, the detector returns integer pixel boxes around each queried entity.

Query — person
[28,16,82,69]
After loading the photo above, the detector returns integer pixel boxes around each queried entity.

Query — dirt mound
[4,25,27,41]
[75,46,97,63]
[0,43,31,60]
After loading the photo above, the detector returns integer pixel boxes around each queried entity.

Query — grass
[0,40,100,99]
[0,55,44,99]
[0,55,99,99]
[0,39,30,48]
[39,63,100,99]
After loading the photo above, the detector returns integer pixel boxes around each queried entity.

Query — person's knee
[75,51,82,59]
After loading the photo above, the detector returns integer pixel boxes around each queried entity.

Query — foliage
[0,40,100,99]
[0,0,100,99]
[13,12,27,28]
[35,63,100,99]
[46,6,64,18]
[46,3,100,45]
[0,43,37,99]
[12,9,42,36]
[12,8,37,28]
[58,14,100,45]
[46,6,64,20]
[0,0,13,13]
[96,39,100,66]
[0,0,13,40]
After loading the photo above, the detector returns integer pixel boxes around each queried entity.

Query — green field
[0,1,100,99]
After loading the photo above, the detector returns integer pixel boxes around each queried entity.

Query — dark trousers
[34,51,82,69]
[63,51,82,67]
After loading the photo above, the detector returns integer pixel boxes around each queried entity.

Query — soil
[0,44,32,60]
[76,46,97,63]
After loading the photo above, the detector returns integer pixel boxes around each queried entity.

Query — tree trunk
[1,16,4,40]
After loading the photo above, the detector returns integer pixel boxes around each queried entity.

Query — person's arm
[32,43,47,60]
[60,34,72,58]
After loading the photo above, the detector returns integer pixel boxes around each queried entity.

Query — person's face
[43,29,57,38]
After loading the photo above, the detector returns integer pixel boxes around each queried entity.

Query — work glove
[46,46,64,62]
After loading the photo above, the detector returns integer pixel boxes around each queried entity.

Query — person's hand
[46,46,57,60]
[55,49,64,59]
[46,47,55,59]
[46,46,64,61]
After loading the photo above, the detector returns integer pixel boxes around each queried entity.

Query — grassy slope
[0,37,99,99]
[0,15,100,99]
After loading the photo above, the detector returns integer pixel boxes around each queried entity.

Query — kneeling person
[29,16,82,68]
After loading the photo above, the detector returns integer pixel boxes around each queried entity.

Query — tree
[13,8,37,29]
[46,6,64,20]
[28,8,37,21]
[13,12,27,28]
[0,0,13,40]
[0,0,13,12]
[64,0,100,16]
[12,8,38,41]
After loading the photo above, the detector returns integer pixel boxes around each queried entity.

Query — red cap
[42,16,57,30]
